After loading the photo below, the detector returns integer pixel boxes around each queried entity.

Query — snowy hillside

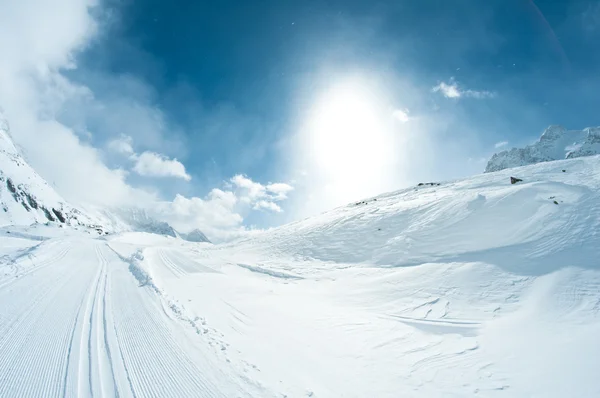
[1,154,600,397]
[486,125,600,172]
[0,114,99,229]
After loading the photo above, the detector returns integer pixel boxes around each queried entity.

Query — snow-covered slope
[113,155,600,397]
[485,125,600,172]
[1,154,600,397]
[0,114,97,229]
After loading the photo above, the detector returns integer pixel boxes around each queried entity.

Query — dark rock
[510,177,523,184]
[6,179,15,193]
[52,208,66,223]
[25,193,38,209]
[42,207,56,222]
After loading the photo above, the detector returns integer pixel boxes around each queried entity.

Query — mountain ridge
[485,125,600,172]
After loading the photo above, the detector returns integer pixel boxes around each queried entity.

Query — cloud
[108,134,134,154]
[392,108,410,123]
[231,174,266,200]
[495,141,509,148]
[432,81,462,98]
[254,200,283,213]
[107,134,192,181]
[266,182,294,200]
[131,151,191,181]
[432,78,495,99]
[230,174,293,210]
[154,177,292,241]
[0,0,161,207]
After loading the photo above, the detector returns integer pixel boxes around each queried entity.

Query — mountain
[179,228,211,243]
[485,125,600,172]
[0,113,101,230]
[87,206,211,242]
[90,206,179,237]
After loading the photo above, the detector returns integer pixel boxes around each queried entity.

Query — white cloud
[432,81,462,98]
[495,141,509,148]
[266,182,294,200]
[132,152,191,181]
[107,134,192,181]
[231,174,266,200]
[154,177,292,241]
[254,200,283,213]
[230,174,293,208]
[108,134,134,154]
[432,78,495,99]
[0,0,160,208]
[392,108,410,123]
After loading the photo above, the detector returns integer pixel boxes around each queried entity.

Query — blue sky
[2,0,600,240]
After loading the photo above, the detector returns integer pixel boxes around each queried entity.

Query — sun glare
[304,79,394,201]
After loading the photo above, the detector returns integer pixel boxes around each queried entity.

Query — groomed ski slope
[2,155,600,397]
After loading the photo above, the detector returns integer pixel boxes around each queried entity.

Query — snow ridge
[485,125,600,172]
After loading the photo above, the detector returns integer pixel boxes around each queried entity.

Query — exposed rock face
[485,126,600,173]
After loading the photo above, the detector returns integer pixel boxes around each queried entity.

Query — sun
[303,79,394,201]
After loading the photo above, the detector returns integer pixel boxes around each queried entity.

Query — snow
[485,124,600,172]
[1,131,600,395]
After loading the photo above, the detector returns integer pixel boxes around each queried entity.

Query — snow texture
[1,113,600,396]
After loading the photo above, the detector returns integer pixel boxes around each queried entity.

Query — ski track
[0,238,226,397]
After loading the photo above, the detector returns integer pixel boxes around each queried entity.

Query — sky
[1,0,600,241]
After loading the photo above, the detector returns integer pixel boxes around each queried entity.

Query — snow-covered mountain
[0,113,100,230]
[485,125,600,172]
[179,228,211,243]
[90,206,179,237]
[87,206,211,242]
[0,113,210,241]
